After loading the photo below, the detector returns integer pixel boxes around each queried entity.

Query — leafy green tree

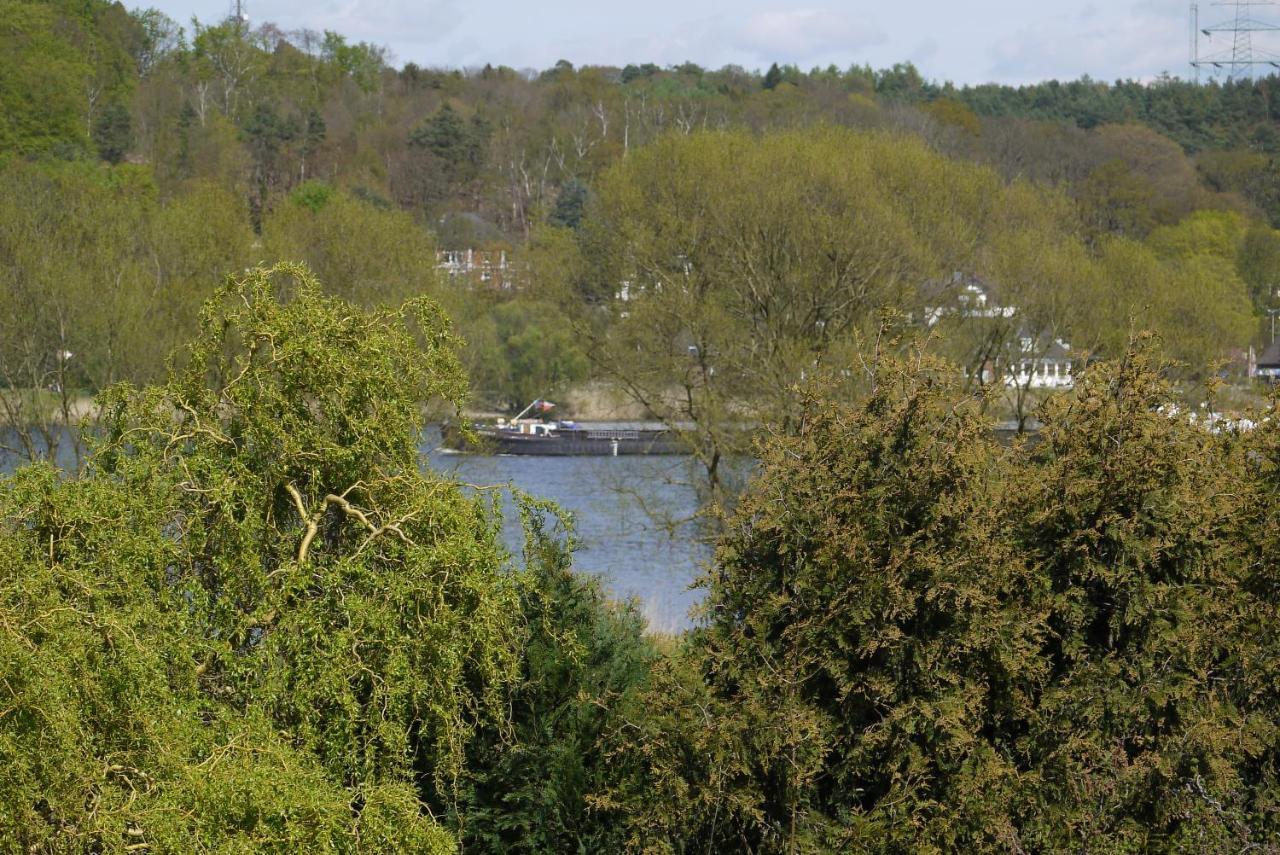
[762,63,783,91]
[1224,390,1280,839]
[0,161,251,467]
[874,62,925,100]
[320,30,386,95]
[1074,235,1254,373]
[0,0,143,158]
[620,63,660,84]
[405,103,490,205]
[574,127,1086,504]
[920,98,982,136]
[684,353,1028,851]
[242,102,302,229]
[143,180,255,368]
[0,461,453,852]
[261,188,440,306]
[549,178,589,230]
[1077,159,1160,240]
[996,340,1271,849]
[1237,223,1280,309]
[605,340,1280,851]
[1,263,533,850]
[0,1,94,155]
[1145,208,1247,262]
[491,300,589,410]
[0,160,156,466]
[190,16,265,119]
[129,7,184,78]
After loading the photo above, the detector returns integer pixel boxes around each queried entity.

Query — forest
[7,0,1280,456]
[6,0,1280,851]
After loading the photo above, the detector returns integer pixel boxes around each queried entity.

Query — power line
[1191,1,1280,81]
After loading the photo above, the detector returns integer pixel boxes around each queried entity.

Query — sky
[145,0,1255,86]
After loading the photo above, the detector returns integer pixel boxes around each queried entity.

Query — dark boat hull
[458,426,687,456]
[447,422,1033,455]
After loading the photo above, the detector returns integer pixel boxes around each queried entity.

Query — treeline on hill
[4,266,1280,852]
[7,0,1280,454]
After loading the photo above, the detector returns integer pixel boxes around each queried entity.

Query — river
[424,439,707,633]
[2,429,709,633]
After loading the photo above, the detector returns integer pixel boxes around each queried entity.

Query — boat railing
[585,429,641,440]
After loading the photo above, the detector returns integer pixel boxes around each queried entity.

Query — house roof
[1259,339,1280,368]
[1016,325,1072,359]
[919,271,1002,303]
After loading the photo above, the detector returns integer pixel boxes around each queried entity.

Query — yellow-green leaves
[610,341,1280,852]
[2,266,528,851]
[261,190,442,308]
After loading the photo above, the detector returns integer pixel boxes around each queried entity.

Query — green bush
[0,264,525,851]
[604,340,1280,852]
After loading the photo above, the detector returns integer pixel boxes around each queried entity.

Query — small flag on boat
[535,400,556,412]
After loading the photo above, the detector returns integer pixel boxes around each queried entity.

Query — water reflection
[424,438,708,633]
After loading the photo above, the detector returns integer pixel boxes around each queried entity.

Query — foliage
[0,160,252,466]
[289,178,336,212]
[549,178,589,230]
[454,503,661,852]
[12,5,1280,849]
[920,98,981,136]
[405,104,490,205]
[92,102,132,164]
[574,127,1108,500]
[603,339,1280,851]
[320,30,386,94]
[495,300,589,409]
[0,264,534,850]
[1067,227,1256,372]
[4,258,1280,852]
[7,1,1280,437]
[261,189,440,306]
[1237,223,1280,309]
[0,1,93,156]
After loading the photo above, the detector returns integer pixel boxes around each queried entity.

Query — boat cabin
[495,418,558,436]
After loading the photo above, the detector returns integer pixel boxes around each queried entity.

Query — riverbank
[0,392,97,422]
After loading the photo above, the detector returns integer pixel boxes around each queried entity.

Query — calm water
[424,437,707,632]
[2,429,709,633]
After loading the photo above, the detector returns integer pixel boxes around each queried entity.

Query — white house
[923,272,1017,327]
[1256,340,1280,382]
[996,329,1076,390]
[435,249,516,289]
[925,273,1077,390]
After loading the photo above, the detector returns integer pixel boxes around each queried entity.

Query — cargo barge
[446,399,690,456]
[458,420,687,456]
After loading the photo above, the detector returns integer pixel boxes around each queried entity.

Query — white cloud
[462,6,886,73]
[152,0,1242,85]
[986,2,1189,84]
[250,0,465,50]
[735,8,886,62]
[909,37,940,67]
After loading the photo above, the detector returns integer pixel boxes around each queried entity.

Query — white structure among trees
[926,273,1077,390]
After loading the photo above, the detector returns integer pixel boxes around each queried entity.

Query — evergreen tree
[92,101,132,164]
[548,178,588,229]
[762,62,783,90]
